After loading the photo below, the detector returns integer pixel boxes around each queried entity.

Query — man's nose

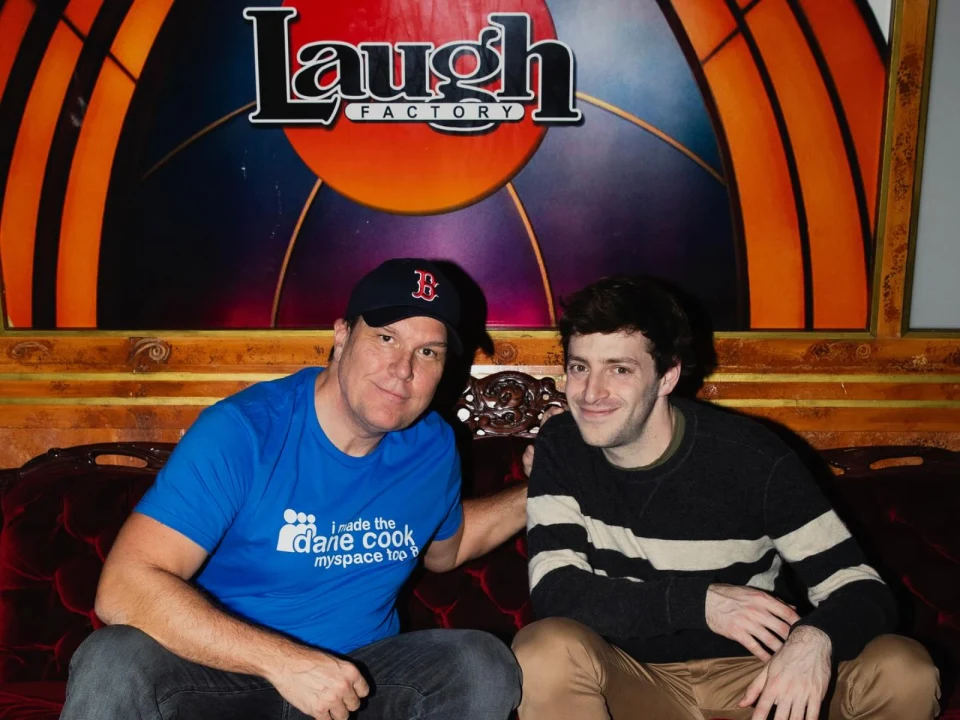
[582,372,607,403]
[390,353,414,381]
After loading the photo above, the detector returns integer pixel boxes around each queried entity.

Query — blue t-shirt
[135,367,462,653]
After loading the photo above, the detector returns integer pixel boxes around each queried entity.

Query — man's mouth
[375,384,410,402]
[576,406,619,420]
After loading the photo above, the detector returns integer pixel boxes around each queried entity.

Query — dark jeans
[60,625,521,719]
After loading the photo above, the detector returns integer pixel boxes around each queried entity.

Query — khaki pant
[513,618,940,720]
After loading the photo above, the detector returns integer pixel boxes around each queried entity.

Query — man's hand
[267,646,370,720]
[705,584,800,661]
[522,406,566,477]
[738,625,832,720]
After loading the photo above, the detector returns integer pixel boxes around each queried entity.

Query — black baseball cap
[344,258,463,354]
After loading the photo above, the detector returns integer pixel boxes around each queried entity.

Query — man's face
[333,315,448,435]
[565,331,675,452]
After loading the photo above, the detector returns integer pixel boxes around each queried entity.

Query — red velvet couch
[0,371,957,719]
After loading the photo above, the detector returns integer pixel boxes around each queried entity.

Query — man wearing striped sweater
[514,276,940,720]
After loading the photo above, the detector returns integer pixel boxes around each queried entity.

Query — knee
[443,630,521,713]
[68,625,166,693]
[860,635,940,702]
[512,618,599,694]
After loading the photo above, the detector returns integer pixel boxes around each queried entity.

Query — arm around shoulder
[422,417,528,572]
[423,482,527,572]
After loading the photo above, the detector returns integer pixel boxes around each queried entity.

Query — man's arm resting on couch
[96,512,369,718]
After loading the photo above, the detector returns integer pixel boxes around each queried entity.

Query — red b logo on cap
[412,270,439,302]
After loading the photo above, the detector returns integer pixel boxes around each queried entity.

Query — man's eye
[421,348,435,357]
[614,366,630,375]
[568,364,586,373]
[379,335,393,343]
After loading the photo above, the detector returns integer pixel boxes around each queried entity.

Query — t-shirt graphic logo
[277,509,317,552]
[411,270,438,302]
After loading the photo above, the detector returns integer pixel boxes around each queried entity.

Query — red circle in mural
[281,0,555,215]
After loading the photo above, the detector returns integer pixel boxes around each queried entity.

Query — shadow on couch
[759,420,960,718]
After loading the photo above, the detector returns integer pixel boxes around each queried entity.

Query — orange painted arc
[56,0,175,326]
[65,0,106,36]
[670,0,737,61]
[0,23,82,328]
[747,0,867,329]
[272,179,324,327]
[57,59,134,327]
[506,182,556,325]
[798,0,885,233]
[0,0,38,326]
[576,92,724,184]
[0,0,35,102]
[111,0,175,79]
[704,36,806,329]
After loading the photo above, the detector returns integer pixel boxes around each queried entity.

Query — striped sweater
[527,399,897,663]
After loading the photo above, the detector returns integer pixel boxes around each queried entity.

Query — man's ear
[332,318,351,363]
[658,361,681,397]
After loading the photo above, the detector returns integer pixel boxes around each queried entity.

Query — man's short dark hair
[558,276,696,378]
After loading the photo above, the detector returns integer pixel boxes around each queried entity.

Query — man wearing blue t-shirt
[61,259,525,720]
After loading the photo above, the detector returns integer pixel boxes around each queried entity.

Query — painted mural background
[0,0,891,331]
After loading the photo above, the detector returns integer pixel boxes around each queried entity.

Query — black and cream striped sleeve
[526,419,711,639]
[764,452,898,660]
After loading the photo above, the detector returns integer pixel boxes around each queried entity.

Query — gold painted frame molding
[0,0,957,463]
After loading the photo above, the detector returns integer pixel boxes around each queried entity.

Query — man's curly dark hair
[558,275,697,378]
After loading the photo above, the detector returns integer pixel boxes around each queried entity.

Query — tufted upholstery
[0,417,957,717]
[0,445,165,685]
[821,446,960,719]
